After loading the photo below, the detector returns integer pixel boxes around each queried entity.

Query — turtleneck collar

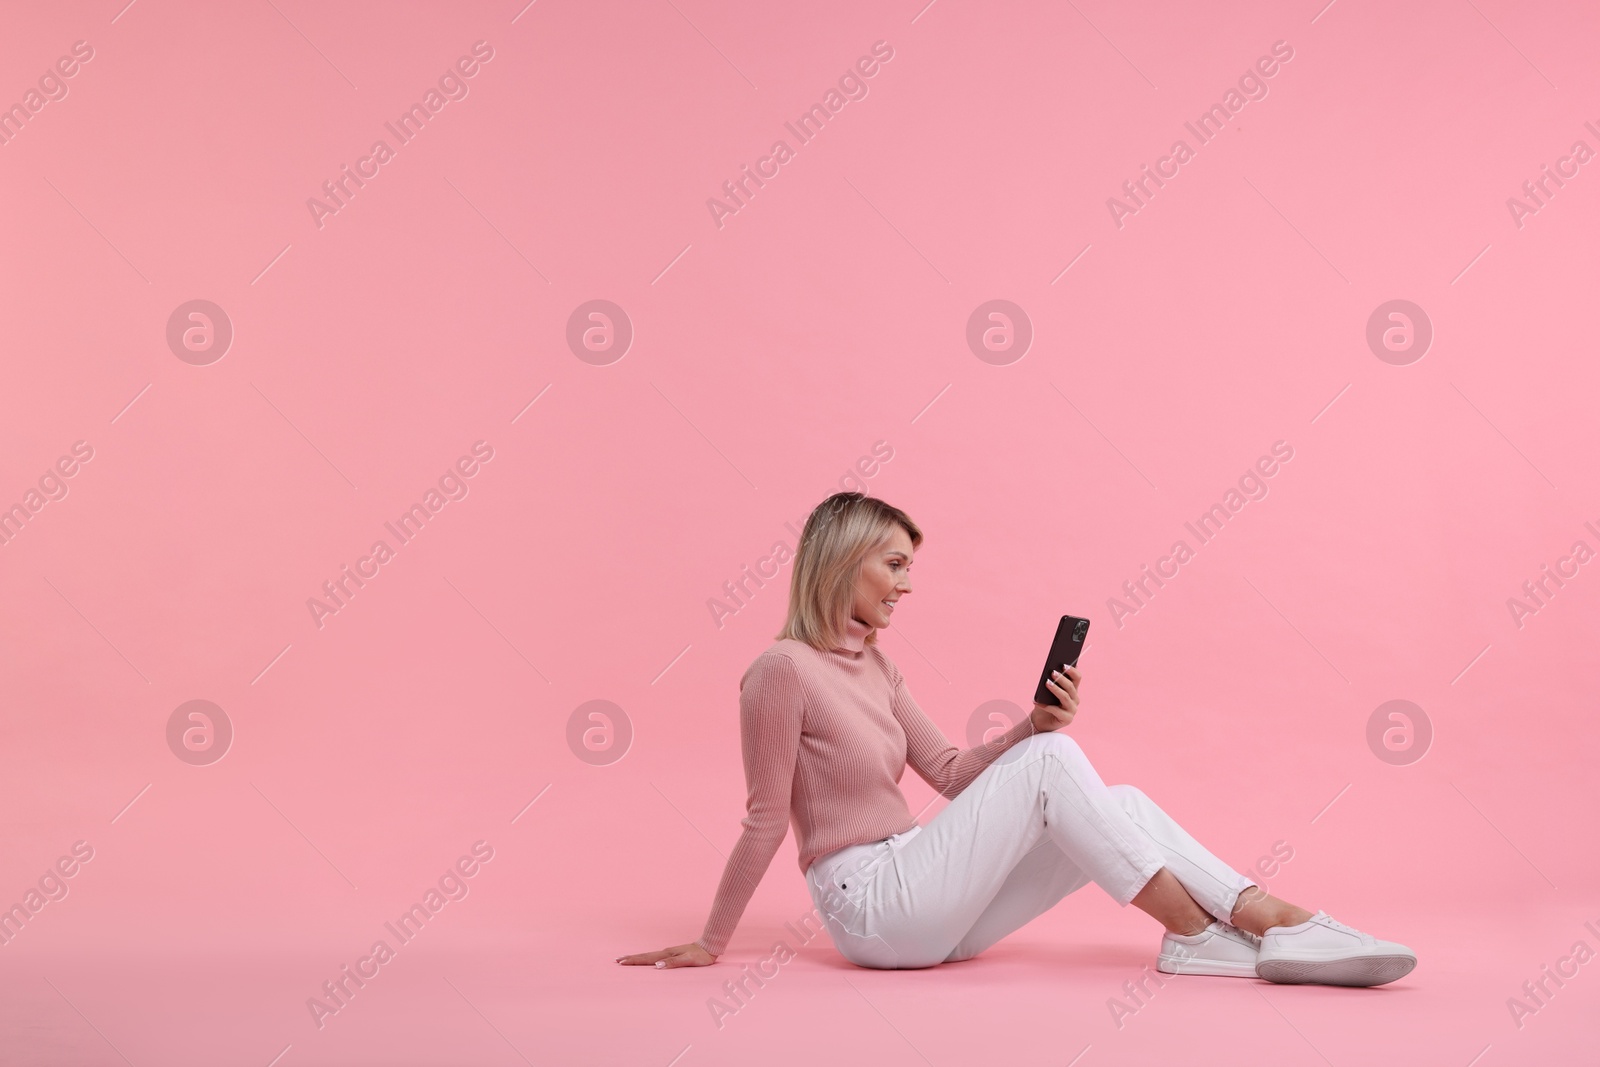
[832,615,874,654]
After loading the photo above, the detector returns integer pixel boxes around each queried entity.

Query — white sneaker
[1256,910,1417,987]
[1156,921,1261,977]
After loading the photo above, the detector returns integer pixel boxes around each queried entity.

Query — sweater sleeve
[887,657,1037,800]
[695,652,805,958]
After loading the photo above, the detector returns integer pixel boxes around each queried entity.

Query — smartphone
[1034,615,1091,707]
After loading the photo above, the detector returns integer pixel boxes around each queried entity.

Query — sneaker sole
[1156,953,1258,978]
[1256,954,1416,987]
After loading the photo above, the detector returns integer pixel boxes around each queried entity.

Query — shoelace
[1222,923,1262,947]
[1315,913,1376,944]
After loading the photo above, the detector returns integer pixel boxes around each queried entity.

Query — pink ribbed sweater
[695,615,1038,957]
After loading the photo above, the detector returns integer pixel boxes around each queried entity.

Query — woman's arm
[891,663,1038,799]
[694,652,806,957]
[619,652,804,968]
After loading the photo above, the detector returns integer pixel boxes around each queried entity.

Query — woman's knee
[999,731,1090,782]
[1020,730,1082,758]
[995,730,1091,785]
[1107,783,1149,810]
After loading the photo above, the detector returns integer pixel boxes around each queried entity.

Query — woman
[618,492,1416,985]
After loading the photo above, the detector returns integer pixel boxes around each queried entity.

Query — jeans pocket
[811,842,891,937]
[808,867,909,969]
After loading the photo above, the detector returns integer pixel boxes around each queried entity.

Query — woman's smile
[853,525,915,629]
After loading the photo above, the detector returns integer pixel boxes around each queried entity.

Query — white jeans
[805,732,1257,969]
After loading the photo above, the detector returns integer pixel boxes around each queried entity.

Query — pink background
[2,0,1597,1063]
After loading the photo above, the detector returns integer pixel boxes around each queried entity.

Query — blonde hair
[777,492,922,652]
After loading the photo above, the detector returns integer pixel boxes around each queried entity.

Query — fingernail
[655,960,666,968]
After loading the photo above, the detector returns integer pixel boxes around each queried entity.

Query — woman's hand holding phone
[1030,665,1081,732]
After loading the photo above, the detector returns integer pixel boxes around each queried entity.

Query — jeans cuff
[1216,875,1261,924]
[1115,856,1168,908]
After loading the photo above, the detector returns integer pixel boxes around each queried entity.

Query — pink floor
[3,900,1597,1063]
[3,750,1598,1065]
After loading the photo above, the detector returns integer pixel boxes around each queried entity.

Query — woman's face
[850,526,915,630]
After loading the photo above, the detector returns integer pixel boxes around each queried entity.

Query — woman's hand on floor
[616,942,717,968]
[1030,665,1080,731]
